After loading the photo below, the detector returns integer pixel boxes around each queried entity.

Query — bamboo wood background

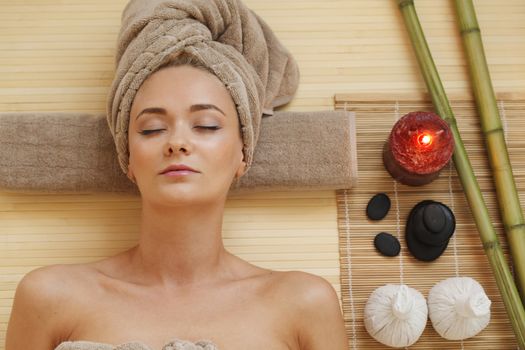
[1,0,524,349]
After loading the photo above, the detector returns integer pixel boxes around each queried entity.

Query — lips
[160,164,199,174]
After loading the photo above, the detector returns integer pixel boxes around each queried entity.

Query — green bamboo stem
[397,0,525,347]
[455,0,525,305]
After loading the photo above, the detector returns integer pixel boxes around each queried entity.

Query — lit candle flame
[417,133,433,147]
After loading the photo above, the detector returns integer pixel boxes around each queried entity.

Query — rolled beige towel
[0,110,357,194]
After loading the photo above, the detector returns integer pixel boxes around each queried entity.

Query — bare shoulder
[11,264,84,316]
[5,263,96,350]
[267,270,339,307]
[266,271,348,350]
[18,263,96,299]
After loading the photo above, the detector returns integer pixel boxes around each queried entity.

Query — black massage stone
[405,227,449,262]
[374,232,401,257]
[423,203,446,233]
[366,193,391,221]
[405,200,456,262]
[413,201,455,247]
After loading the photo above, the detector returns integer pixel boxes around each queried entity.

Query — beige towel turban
[107,0,300,174]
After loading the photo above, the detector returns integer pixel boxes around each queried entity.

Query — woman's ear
[235,159,247,179]
[126,165,136,184]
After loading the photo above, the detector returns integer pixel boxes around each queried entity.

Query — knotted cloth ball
[364,284,428,348]
[428,276,491,340]
[107,0,300,174]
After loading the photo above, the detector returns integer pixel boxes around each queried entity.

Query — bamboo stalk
[454,0,525,305]
[397,0,525,347]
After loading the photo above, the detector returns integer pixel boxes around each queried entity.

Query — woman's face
[128,65,246,206]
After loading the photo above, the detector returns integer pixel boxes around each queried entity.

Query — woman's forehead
[141,65,225,93]
[131,65,236,117]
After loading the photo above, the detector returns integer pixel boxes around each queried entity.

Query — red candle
[383,111,454,186]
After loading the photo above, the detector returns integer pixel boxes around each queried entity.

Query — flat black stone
[374,232,401,257]
[405,200,455,262]
[413,201,456,246]
[423,203,446,233]
[366,193,391,221]
[406,225,449,262]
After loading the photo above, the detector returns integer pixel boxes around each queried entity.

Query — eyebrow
[135,104,226,120]
[190,104,226,116]
[135,107,166,120]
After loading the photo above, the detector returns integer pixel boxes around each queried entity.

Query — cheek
[203,134,242,167]
[128,136,156,166]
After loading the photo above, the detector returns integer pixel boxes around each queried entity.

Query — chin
[144,187,226,207]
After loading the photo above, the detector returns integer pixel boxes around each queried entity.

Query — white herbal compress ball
[364,284,428,348]
[428,276,491,340]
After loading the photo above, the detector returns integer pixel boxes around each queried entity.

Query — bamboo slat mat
[335,93,525,349]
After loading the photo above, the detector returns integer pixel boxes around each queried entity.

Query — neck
[127,199,232,289]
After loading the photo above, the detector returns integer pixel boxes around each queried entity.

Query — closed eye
[139,129,165,135]
[195,126,221,131]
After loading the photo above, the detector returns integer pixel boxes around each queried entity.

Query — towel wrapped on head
[107,0,300,175]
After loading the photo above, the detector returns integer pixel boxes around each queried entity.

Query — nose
[163,124,193,157]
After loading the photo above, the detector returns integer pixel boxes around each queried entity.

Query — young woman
[5,56,348,350]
